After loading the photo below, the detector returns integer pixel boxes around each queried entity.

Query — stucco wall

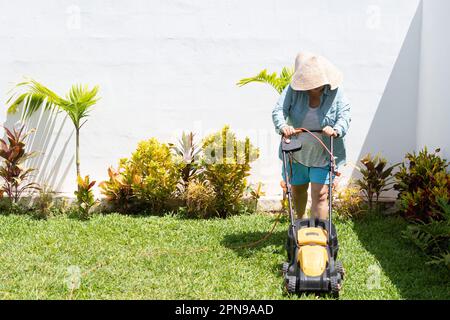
[417,0,450,160]
[0,0,437,200]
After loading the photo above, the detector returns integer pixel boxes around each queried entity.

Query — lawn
[0,212,448,300]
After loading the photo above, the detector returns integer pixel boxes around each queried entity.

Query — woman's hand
[281,125,296,138]
[323,126,338,137]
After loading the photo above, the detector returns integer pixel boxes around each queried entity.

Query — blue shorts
[282,162,334,186]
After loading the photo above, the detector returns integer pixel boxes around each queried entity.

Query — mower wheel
[282,262,289,275]
[330,277,341,298]
[285,276,297,294]
[335,261,345,280]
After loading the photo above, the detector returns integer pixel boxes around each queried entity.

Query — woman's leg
[310,183,329,220]
[292,184,309,219]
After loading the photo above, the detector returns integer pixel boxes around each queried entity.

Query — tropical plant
[169,131,201,194]
[238,66,305,213]
[247,182,265,201]
[402,197,450,269]
[32,185,56,219]
[237,67,294,94]
[100,139,182,213]
[74,175,97,219]
[333,183,365,219]
[127,138,182,212]
[394,147,450,222]
[185,179,216,218]
[355,153,399,211]
[98,162,134,213]
[6,79,100,177]
[279,180,288,210]
[245,182,265,213]
[0,124,40,204]
[200,125,259,217]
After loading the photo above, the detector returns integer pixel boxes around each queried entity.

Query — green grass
[0,212,448,300]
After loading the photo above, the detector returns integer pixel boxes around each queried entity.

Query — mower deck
[282,218,344,296]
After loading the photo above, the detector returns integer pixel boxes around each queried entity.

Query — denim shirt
[272,85,351,168]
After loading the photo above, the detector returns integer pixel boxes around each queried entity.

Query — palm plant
[237,67,294,94]
[238,67,296,212]
[6,79,100,177]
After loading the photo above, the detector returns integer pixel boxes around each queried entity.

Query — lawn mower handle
[328,134,334,243]
[294,129,323,134]
[281,128,335,243]
[292,128,338,136]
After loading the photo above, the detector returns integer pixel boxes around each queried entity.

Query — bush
[0,124,40,205]
[0,200,29,215]
[199,126,259,217]
[32,185,57,219]
[333,183,365,219]
[100,129,260,218]
[355,153,398,211]
[99,163,135,213]
[101,138,182,213]
[129,138,182,211]
[394,147,450,222]
[402,197,450,269]
[185,179,216,218]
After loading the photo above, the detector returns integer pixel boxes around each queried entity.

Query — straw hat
[291,52,343,91]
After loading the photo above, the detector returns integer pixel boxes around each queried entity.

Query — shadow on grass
[221,229,286,258]
[219,210,289,255]
[221,226,340,300]
[221,228,293,298]
[352,214,450,300]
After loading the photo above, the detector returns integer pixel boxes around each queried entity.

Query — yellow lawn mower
[281,129,345,297]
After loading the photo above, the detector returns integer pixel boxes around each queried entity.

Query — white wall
[0,0,431,199]
[417,0,450,159]
[350,0,423,200]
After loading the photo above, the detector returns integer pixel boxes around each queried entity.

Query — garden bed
[0,212,448,300]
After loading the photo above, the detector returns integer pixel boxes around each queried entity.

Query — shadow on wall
[350,1,423,188]
[2,106,74,194]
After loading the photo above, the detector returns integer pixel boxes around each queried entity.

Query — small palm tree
[6,79,100,177]
[237,67,294,94]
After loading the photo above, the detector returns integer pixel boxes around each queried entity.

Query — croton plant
[0,125,39,203]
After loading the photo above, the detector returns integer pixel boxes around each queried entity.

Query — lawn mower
[281,128,345,297]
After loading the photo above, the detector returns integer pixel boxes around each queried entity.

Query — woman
[272,52,351,220]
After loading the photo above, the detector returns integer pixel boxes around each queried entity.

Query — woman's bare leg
[310,183,329,220]
[292,184,309,219]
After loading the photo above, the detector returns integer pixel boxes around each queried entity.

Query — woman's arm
[333,89,351,138]
[272,85,293,135]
